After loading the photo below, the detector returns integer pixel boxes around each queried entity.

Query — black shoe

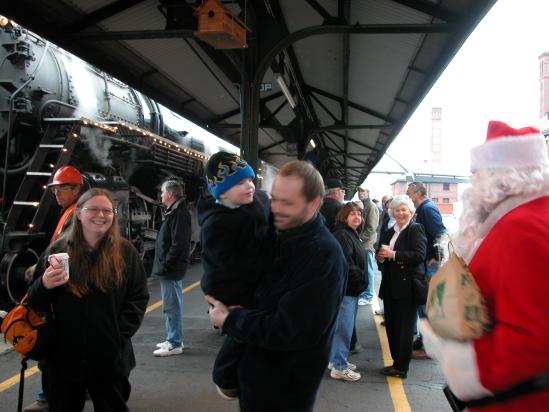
[379,366,407,379]
[349,343,364,355]
[413,335,424,351]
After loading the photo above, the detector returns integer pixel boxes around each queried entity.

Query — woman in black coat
[28,188,149,411]
[377,195,427,378]
[329,202,369,382]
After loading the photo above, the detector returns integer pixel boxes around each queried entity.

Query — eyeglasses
[50,184,76,194]
[80,207,115,216]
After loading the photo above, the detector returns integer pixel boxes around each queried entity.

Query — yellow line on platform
[372,299,412,412]
[0,365,39,393]
[0,280,202,393]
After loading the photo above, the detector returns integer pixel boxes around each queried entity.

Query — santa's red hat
[470,120,549,172]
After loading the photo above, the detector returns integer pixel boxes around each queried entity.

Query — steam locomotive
[0,21,275,309]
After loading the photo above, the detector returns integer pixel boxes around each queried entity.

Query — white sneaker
[153,342,184,356]
[328,362,357,371]
[358,298,372,306]
[330,367,361,382]
[156,340,170,348]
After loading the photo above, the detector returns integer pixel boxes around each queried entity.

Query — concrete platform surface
[0,263,451,411]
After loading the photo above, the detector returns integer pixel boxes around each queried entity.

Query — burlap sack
[426,243,492,340]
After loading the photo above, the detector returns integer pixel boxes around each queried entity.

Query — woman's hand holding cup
[42,260,69,289]
[377,244,395,260]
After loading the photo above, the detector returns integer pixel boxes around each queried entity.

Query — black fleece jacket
[332,223,369,296]
[222,214,347,412]
[152,198,191,280]
[198,191,274,307]
[28,239,149,379]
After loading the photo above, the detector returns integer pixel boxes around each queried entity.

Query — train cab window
[443,183,450,191]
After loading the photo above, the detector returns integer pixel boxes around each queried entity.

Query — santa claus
[420,120,549,411]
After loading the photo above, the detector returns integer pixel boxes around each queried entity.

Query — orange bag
[1,294,46,359]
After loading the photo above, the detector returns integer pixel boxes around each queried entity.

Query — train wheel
[0,249,39,307]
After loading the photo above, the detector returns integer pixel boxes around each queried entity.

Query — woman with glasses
[27,188,150,411]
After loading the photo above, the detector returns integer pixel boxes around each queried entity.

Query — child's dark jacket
[198,190,273,307]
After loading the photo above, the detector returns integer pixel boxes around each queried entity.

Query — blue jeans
[329,296,358,370]
[359,251,375,301]
[160,278,184,347]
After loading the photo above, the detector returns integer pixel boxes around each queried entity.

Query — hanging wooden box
[194,0,248,49]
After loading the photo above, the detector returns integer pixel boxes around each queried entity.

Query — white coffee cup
[48,253,70,278]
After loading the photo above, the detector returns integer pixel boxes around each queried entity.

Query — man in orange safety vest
[48,166,84,243]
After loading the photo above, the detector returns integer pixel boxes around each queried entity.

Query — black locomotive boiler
[0,21,275,308]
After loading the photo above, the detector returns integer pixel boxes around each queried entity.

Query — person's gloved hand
[419,319,493,401]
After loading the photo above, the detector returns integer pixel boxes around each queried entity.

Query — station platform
[0,263,452,411]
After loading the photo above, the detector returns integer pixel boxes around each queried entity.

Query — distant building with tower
[430,107,442,168]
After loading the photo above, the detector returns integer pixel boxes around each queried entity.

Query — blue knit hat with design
[206,151,255,199]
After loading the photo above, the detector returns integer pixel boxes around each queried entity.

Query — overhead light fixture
[274,73,297,109]
[309,139,316,148]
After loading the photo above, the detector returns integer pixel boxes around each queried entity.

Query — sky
[362,0,549,200]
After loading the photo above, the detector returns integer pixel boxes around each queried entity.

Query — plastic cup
[48,253,70,278]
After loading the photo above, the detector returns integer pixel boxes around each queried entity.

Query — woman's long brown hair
[60,188,125,297]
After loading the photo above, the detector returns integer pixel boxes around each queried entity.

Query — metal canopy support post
[240,3,259,171]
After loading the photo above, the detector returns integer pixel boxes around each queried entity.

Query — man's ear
[311,196,322,211]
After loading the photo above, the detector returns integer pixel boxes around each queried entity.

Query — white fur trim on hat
[471,134,549,172]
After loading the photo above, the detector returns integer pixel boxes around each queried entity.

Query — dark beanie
[206,151,255,199]
[325,178,343,189]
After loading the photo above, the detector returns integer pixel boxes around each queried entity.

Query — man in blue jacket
[207,160,347,412]
[152,179,191,356]
[406,182,446,279]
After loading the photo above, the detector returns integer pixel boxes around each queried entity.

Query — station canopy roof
[0,0,496,192]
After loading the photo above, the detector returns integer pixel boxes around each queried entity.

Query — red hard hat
[48,166,83,186]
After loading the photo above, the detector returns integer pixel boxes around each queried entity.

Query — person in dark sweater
[207,160,347,412]
[27,188,149,411]
[329,203,369,382]
[199,151,274,399]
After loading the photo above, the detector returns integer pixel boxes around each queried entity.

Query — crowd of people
[10,118,548,412]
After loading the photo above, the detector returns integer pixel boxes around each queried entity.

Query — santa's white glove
[419,319,493,401]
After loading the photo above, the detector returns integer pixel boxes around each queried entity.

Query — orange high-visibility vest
[50,203,77,243]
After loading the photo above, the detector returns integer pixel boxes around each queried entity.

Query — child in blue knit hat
[198,151,274,400]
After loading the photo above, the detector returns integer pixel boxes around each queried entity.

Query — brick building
[391,174,469,215]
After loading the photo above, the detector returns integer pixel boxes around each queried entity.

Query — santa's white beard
[454,166,549,262]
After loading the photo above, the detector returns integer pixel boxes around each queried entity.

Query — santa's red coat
[469,196,549,411]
